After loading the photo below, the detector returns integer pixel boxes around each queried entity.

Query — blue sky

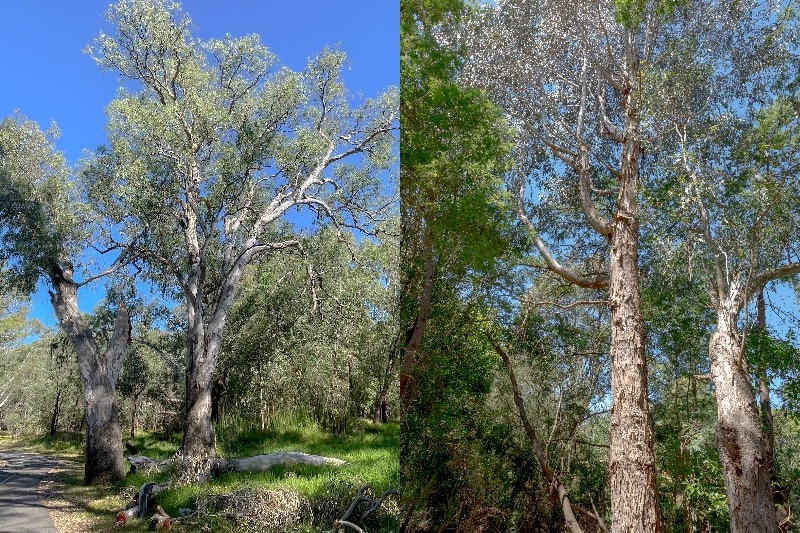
[0,1,399,328]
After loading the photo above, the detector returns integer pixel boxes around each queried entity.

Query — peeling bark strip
[49,262,130,485]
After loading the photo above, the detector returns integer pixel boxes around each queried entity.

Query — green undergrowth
[0,431,85,457]
[123,419,400,532]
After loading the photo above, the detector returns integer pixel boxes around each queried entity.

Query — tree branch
[487,333,585,533]
[517,177,609,289]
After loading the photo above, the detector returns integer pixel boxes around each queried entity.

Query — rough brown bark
[606,108,663,532]
[49,262,130,485]
[399,237,434,416]
[710,289,778,533]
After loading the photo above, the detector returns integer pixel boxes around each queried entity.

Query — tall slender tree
[463,2,661,529]
[660,92,800,532]
[463,1,794,529]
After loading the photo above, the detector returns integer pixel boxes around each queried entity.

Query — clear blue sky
[0,1,399,327]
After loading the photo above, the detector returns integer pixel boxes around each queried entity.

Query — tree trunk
[49,262,130,485]
[49,388,62,438]
[84,388,125,485]
[128,451,346,474]
[372,335,402,424]
[399,236,434,416]
[606,42,663,532]
[710,298,778,533]
[374,349,395,423]
[756,290,776,475]
[183,369,215,456]
[131,390,141,440]
[181,253,247,457]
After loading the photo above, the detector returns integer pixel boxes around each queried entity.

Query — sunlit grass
[0,431,84,457]
[14,419,399,532]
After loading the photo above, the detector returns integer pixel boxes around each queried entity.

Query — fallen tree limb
[232,452,347,471]
[127,452,346,475]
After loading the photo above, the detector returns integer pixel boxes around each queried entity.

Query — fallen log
[232,452,346,471]
[127,452,346,475]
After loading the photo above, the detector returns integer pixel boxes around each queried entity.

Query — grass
[0,419,400,533]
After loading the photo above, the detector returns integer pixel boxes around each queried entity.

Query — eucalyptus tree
[463,2,664,529]
[0,113,131,484]
[654,84,800,530]
[463,1,793,529]
[83,0,398,456]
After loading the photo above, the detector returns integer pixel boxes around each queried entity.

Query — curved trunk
[710,306,778,533]
[49,263,130,485]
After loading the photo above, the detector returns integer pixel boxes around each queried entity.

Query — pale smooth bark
[49,261,131,485]
[709,285,777,533]
[127,451,345,474]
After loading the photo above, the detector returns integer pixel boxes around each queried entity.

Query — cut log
[115,482,169,525]
[149,506,172,531]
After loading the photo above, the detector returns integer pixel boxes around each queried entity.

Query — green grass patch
[5,419,399,532]
[126,431,181,459]
[0,431,85,457]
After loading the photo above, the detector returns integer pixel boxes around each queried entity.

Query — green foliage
[401,293,508,530]
[0,112,80,294]
[401,0,516,280]
[0,332,83,436]
[220,226,399,431]
[612,0,690,29]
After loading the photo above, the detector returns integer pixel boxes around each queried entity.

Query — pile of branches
[198,487,311,533]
